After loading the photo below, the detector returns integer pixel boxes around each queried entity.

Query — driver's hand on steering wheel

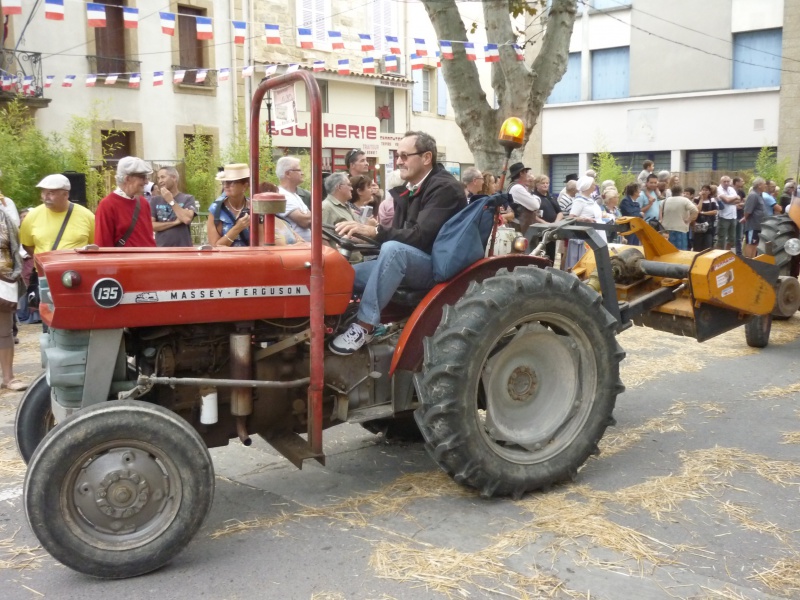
[335,220,377,240]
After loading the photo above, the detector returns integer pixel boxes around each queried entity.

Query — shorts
[745,230,760,245]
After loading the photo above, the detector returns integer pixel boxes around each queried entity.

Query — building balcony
[85,55,142,83]
[0,49,46,101]
[171,66,218,88]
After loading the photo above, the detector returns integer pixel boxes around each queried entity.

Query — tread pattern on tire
[414,266,625,498]
[759,215,798,275]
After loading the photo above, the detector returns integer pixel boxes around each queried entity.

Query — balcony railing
[0,49,44,98]
[85,55,142,81]
[171,66,218,88]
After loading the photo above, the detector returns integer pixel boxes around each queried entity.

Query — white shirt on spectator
[569,194,606,241]
[0,196,20,227]
[717,184,739,219]
[508,182,540,212]
[278,186,311,241]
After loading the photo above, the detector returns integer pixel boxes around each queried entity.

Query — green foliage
[592,151,635,194]
[0,100,64,207]
[753,146,790,187]
[183,130,218,211]
[220,123,278,190]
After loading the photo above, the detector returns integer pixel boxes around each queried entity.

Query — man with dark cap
[507,162,541,233]
[95,156,156,247]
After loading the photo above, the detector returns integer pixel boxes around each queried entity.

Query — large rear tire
[414,267,625,498]
[759,215,798,275]
[25,400,214,579]
[14,372,55,464]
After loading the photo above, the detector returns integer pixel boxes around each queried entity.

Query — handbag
[0,277,19,311]
[431,193,502,282]
[693,221,710,233]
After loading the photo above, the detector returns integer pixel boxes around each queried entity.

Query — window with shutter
[296,0,331,44]
[421,69,431,112]
[94,0,125,74]
[177,5,205,84]
[412,69,423,112]
[547,52,581,104]
[733,29,782,89]
[591,46,629,100]
[371,0,395,56]
[437,69,447,116]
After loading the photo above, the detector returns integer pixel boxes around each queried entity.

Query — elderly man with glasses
[329,130,465,355]
[95,156,156,248]
[277,156,311,242]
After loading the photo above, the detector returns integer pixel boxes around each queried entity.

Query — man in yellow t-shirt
[20,174,95,256]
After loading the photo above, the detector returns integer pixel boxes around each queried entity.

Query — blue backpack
[431,193,505,282]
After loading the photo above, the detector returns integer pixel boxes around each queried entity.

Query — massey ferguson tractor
[15,72,783,579]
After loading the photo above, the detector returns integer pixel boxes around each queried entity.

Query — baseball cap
[117,156,153,178]
[36,174,71,191]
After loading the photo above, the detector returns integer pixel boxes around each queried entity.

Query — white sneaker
[329,323,373,355]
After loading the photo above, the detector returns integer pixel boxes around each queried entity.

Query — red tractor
[17,73,775,579]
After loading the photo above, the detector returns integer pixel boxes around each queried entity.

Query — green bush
[183,131,219,211]
[592,151,635,195]
[220,123,278,189]
[753,146,791,189]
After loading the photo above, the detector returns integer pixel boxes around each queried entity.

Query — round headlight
[785,238,800,257]
[61,270,81,288]
[512,236,529,253]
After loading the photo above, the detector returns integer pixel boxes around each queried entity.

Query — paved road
[1,318,799,600]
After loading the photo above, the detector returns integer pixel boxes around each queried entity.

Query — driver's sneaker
[329,323,373,355]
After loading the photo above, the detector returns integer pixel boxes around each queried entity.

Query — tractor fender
[389,254,550,375]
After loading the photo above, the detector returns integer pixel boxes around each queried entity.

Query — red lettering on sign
[348,125,359,138]
[366,127,377,140]
[335,124,347,138]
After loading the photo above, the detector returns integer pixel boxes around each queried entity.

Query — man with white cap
[95,156,156,248]
[20,174,95,257]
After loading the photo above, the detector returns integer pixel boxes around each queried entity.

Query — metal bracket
[254,329,311,361]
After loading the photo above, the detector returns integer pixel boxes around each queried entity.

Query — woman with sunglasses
[207,163,252,247]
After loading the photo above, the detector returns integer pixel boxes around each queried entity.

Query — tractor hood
[35,245,355,330]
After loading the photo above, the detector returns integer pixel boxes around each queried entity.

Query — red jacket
[95,192,156,248]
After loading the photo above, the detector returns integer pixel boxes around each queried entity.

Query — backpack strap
[116,197,142,247]
[51,202,74,251]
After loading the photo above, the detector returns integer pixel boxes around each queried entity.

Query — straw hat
[216,163,251,181]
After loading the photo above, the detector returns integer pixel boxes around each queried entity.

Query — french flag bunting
[1,77,11,91]
[62,74,76,87]
[233,21,246,45]
[514,44,524,61]
[44,75,55,88]
[328,30,344,50]
[173,69,186,83]
[464,42,476,61]
[410,54,423,71]
[385,35,400,55]
[104,73,118,85]
[2,0,21,15]
[337,59,349,75]
[264,64,277,77]
[313,60,325,72]
[196,16,213,40]
[85,74,97,87]
[122,7,138,29]
[265,24,280,44]
[286,64,299,74]
[440,41,453,60]
[414,38,427,57]
[358,33,374,52]
[484,43,499,63]
[435,50,441,68]
[86,3,106,27]
[362,57,375,74]
[196,69,208,83]
[22,75,32,91]
[384,55,398,72]
[218,68,230,81]
[298,28,314,49]
[44,0,65,21]
[153,71,164,86]
[128,72,141,88]
[160,12,176,35]
[241,65,254,78]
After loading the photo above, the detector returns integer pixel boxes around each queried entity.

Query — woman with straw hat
[208,164,252,247]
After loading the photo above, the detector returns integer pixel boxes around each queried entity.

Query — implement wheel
[15,372,55,464]
[415,267,625,499]
[25,400,214,579]
[745,314,772,348]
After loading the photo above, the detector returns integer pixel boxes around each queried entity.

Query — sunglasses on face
[345,149,362,165]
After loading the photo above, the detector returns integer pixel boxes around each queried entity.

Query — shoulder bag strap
[116,197,142,247]
[51,202,74,251]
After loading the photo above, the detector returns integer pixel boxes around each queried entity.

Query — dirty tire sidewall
[414,266,624,498]
[24,400,214,579]
[14,372,53,464]
[745,314,772,348]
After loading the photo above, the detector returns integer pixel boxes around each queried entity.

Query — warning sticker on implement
[721,286,734,298]
[716,269,734,288]
[714,256,735,271]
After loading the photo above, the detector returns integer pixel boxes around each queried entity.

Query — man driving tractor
[329,130,466,355]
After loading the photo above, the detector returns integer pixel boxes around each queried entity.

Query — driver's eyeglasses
[396,151,424,162]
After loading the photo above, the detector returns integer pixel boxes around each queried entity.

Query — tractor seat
[391,286,431,307]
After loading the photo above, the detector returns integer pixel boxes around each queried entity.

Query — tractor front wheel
[15,372,56,464]
[25,400,214,579]
[415,267,625,498]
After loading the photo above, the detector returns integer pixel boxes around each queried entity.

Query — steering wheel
[321,224,380,252]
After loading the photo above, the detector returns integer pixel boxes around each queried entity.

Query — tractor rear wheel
[25,400,214,579]
[414,267,625,498]
[15,372,55,464]
[759,215,798,275]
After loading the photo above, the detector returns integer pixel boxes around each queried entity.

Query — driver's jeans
[352,241,435,326]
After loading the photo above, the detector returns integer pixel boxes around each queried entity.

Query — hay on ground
[0,530,45,570]
[780,431,800,445]
[748,555,800,596]
[0,436,26,479]
[752,383,800,400]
